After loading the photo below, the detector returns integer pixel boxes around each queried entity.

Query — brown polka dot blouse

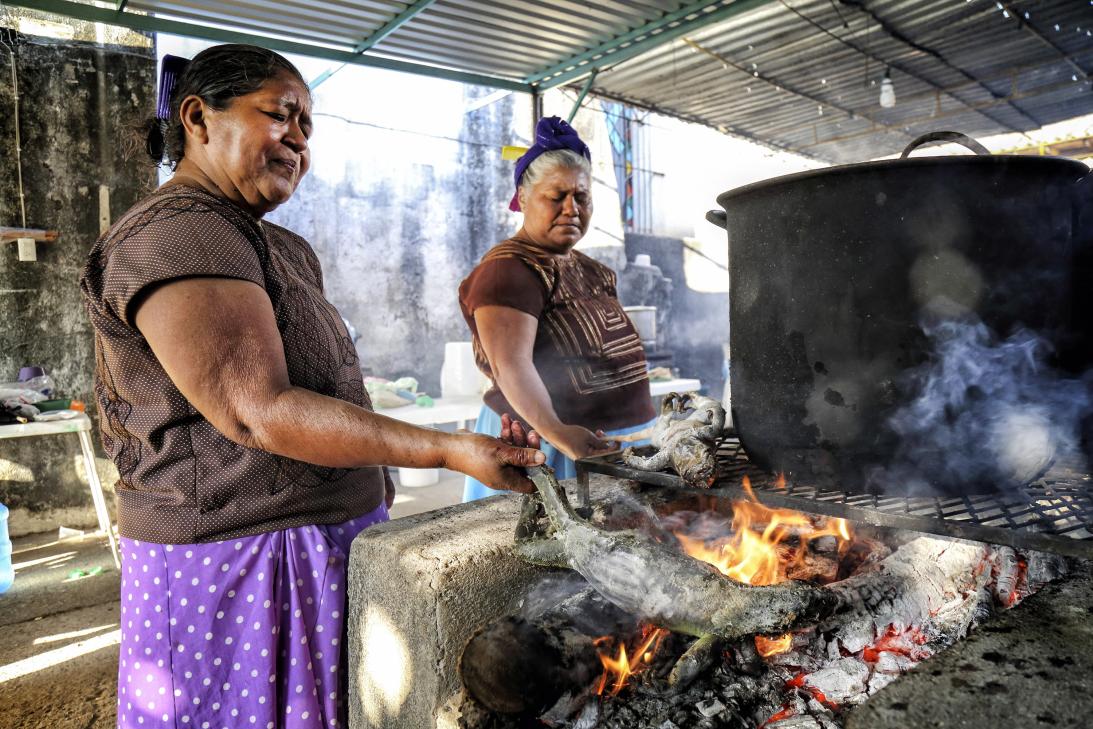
[80,183,387,544]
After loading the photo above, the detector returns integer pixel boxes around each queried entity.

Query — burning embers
[458,471,1068,729]
[588,479,855,701]
[672,476,853,587]
[754,633,792,658]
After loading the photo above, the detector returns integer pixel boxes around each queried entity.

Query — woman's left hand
[547,423,620,461]
[444,433,545,493]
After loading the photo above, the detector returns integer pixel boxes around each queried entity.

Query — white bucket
[440,341,485,398]
[623,306,657,344]
[397,467,441,488]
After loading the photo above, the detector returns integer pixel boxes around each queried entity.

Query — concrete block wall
[0,33,157,535]
[262,77,526,397]
[346,491,546,728]
[347,474,634,728]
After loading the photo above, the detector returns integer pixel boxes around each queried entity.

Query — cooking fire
[457,467,1067,729]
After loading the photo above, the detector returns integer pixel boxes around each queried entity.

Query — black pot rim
[716,153,1090,206]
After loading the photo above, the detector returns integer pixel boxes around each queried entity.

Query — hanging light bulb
[879,68,896,108]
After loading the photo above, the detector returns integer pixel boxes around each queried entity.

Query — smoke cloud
[870,314,1092,494]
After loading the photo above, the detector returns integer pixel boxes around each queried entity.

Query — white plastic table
[648,378,702,398]
[0,413,120,568]
[376,395,483,428]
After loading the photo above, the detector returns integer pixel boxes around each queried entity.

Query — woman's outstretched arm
[134,277,543,492]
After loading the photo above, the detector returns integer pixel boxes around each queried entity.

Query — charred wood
[668,634,725,691]
[460,586,637,715]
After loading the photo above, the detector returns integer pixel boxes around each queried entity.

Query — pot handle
[1078,171,1093,232]
[706,210,728,229]
[900,131,990,159]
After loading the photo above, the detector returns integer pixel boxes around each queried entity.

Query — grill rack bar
[575,439,1093,559]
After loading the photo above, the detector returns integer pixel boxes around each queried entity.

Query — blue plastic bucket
[0,503,13,595]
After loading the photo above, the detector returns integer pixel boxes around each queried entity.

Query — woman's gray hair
[518,148,592,190]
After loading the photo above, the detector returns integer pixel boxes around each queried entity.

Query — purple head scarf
[156,55,191,120]
[509,116,591,212]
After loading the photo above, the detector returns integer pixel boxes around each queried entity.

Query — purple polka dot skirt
[116,504,388,729]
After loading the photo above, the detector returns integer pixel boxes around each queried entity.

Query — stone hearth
[346,475,1093,729]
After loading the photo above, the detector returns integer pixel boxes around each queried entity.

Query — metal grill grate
[576,439,1093,559]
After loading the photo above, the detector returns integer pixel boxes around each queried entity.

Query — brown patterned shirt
[80,184,387,544]
[459,237,655,431]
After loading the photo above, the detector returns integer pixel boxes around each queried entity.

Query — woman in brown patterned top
[460,117,656,501]
[80,45,543,729]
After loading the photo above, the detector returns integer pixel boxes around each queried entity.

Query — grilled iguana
[513,466,837,641]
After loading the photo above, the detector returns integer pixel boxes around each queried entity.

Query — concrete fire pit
[347,473,1093,729]
[347,475,618,729]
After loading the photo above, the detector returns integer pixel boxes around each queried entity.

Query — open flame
[755,633,793,657]
[593,624,669,697]
[592,476,854,698]
[675,476,853,586]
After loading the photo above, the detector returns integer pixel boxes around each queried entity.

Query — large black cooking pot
[707,132,1093,494]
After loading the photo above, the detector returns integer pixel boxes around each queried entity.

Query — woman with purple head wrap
[460,117,657,501]
[507,116,590,211]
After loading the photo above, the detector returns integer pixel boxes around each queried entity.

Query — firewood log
[459,585,637,715]
[827,536,993,633]
[666,633,724,689]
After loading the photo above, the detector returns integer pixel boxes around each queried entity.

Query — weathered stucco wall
[0,33,157,534]
[256,59,627,395]
[264,81,523,393]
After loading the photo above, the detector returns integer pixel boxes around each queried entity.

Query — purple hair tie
[156,55,190,120]
[509,116,591,212]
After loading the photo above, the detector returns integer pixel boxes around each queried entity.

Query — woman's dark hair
[143,44,307,168]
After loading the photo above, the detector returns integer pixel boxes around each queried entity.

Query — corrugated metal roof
[11,0,1093,162]
[586,0,1093,161]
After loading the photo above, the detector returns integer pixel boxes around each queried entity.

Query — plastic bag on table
[0,375,56,407]
[33,409,82,422]
[22,374,55,397]
[364,376,431,409]
[1,402,39,422]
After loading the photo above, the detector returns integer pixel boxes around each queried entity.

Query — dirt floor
[0,471,465,728]
[0,529,122,729]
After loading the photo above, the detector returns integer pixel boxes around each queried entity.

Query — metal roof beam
[6,0,532,93]
[999,2,1090,82]
[528,0,778,89]
[1002,134,1093,159]
[525,0,724,83]
[836,0,1041,128]
[352,0,439,53]
[566,68,599,123]
[777,0,1023,133]
[586,85,825,161]
[798,75,1085,153]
